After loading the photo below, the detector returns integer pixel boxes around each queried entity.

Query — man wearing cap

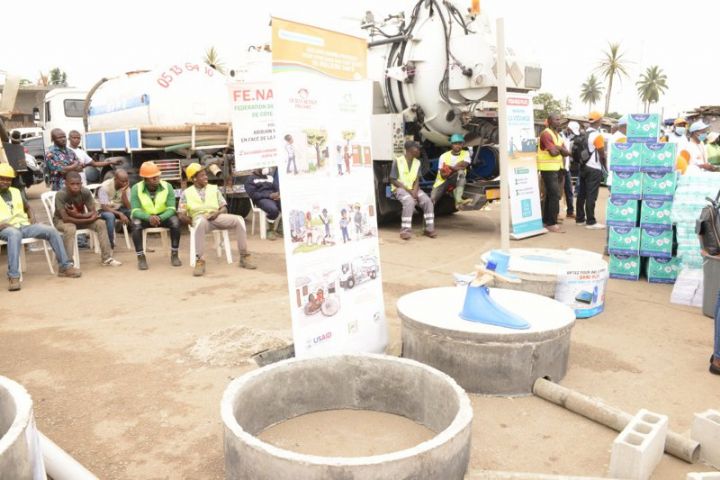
[537,112,571,232]
[431,133,473,208]
[0,164,81,290]
[179,163,256,276]
[575,111,606,230]
[667,118,689,144]
[678,121,716,173]
[390,140,436,240]
[130,161,182,269]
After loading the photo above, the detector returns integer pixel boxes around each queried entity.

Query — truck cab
[41,88,87,149]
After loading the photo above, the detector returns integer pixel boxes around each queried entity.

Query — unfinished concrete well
[399,287,576,396]
[0,376,45,480]
[221,353,473,480]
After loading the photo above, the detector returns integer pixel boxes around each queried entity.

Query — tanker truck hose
[83,77,109,132]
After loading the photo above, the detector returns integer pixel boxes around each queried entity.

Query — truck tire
[434,195,457,216]
[370,271,377,280]
[347,278,355,289]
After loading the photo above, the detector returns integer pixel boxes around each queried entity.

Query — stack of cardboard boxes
[607,114,681,283]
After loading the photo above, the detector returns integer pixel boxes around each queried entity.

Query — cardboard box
[608,226,641,256]
[646,257,681,284]
[641,143,676,173]
[640,200,673,229]
[627,113,660,142]
[611,171,643,200]
[609,254,641,281]
[610,143,642,171]
[642,171,676,201]
[606,197,639,227]
[640,226,674,258]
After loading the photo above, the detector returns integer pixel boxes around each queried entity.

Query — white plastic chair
[40,191,100,268]
[248,198,267,240]
[142,227,169,254]
[188,224,233,267]
[0,237,55,280]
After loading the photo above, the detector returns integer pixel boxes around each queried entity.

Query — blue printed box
[642,171,676,201]
[606,197,639,227]
[610,143,642,172]
[608,226,641,256]
[641,143,675,173]
[646,257,681,284]
[610,171,643,200]
[627,113,660,143]
[640,226,673,258]
[639,200,673,230]
[609,254,641,281]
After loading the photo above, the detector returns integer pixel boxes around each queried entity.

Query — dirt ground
[1,184,718,479]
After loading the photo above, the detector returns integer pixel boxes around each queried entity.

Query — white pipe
[38,431,98,480]
[496,18,510,250]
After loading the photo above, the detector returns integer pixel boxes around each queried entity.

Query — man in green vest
[430,133,473,207]
[537,112,571,233]
[178,163,256,276]
[390,140,436,240]
[130,161,182,270]
[0,164,81,290]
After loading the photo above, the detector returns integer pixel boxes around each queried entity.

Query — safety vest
[537,128,564,171]
[184,184,220,219]
[134,180,171,216]
[392,156,421,192]
[434,149,470,188]
[0,188,29,228]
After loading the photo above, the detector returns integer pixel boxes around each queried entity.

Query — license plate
[486,188,500,200]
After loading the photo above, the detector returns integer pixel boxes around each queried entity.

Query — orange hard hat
[139,161,161,178]
[587,111,603,122]
[674,117,688,126]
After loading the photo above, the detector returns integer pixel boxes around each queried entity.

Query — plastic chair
[142,227,169,254]
[0,237,55,280]
[248,198,267,240]
[40,191,100,268]
[188,224,233,267]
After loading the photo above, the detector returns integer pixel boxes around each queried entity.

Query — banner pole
[496,18,510,250]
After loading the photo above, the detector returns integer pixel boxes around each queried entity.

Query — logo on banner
[291,88,317,109]
[339,93,358,113]
[306,331,333,350]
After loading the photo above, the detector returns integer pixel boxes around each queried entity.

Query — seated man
[98,168,133,249]
[244,167,281,240]
[430,133,472,208]
[54,172,121,267]
[130,161,182,270]
[179,163,256,276]
[0,164,81,290]
[390,140,436,240]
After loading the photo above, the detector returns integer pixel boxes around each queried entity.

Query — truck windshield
[63,99,85,118]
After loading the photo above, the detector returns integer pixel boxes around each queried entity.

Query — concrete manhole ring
[0,376,45,479]
[221,353,473,479]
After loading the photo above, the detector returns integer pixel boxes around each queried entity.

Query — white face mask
[261,167,270,175]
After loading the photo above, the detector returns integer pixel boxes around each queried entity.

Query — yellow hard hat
[0,163,16,179]
[185,163,204,180]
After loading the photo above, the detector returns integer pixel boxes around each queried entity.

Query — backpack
[697,190,720,256]
[571,131,592,166]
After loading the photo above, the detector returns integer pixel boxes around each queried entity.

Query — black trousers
[131,215,181,253]
[576,167,603,225]
[540,170,561,226]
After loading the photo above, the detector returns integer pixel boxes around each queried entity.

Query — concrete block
[608,409,668,480]
[687,473,720,480]
[692,409,720,469]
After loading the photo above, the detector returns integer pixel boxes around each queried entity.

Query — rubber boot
[240,253,257,270]
[171,251,182,267]
[137,254,149,271]
[193,258,206,277]
[8,277,20,291]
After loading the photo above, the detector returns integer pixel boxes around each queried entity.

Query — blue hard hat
[450,133,465,143]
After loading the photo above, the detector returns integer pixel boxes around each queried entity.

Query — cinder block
[687,473,720,480]
[608,409,668,480]
[692,409,720,469]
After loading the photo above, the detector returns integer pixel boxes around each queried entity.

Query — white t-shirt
[586,128,603,171]
[70,147,93,185]
[668,133,686,144]
[684,140,707,172]
[560,132,573,170]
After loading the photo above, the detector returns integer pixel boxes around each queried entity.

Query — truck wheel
[370,271,377,280]
[347,278,355,289]
[434,195,457,216]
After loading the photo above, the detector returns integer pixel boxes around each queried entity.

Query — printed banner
[505,93,545,239]
[272,17,387,357]
[229,79,277,172]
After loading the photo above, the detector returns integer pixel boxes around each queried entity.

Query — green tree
[595,42,630,115]
[580,74,604,112]
[636,65,668,113]
[533,92,567,121]
[204,46,225,74]
[303,128,328,168]
[49,67,67,86]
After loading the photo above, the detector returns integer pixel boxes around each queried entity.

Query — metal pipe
[368,35,409,48]
[466,471,621,480]
[496,18,510,250]
[38,431,98,480]
[532,378,700,463]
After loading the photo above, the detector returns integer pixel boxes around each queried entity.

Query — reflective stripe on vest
[537,128,564,171]
[434,150,470,188]
[392,156,421,192]
[184,184,219,218]
[0,188,29,228]
[134,181,171,216]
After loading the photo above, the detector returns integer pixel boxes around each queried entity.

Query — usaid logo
[309,331,332,346]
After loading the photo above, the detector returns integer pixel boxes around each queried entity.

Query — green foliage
[595,42,630,114]
[533,92,568,120]
[49,67,67,86]
[636,65,668,113]
[580,74,604,111]
[204,46,226,74]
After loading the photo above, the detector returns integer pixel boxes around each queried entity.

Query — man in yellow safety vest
[130,161,182,270]
[431,133,473,208]
[178,163,256,276]
[537,112,571,233]
[390,140,436,240]
[0,164,81,290]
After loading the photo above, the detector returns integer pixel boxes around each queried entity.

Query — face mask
[698,133,708,142]
[675,127,686,136]
[261,167,270,175]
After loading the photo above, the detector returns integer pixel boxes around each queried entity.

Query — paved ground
[0,184,718,479]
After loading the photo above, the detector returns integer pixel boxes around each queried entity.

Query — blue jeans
[714,288,720,360]
[100,207,131,249]
[0,224,72,278]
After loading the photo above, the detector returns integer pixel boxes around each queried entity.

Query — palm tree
[204,46,225,74]
[636,65,668,113]
[580,74,604,112]
[595,43,630,115]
